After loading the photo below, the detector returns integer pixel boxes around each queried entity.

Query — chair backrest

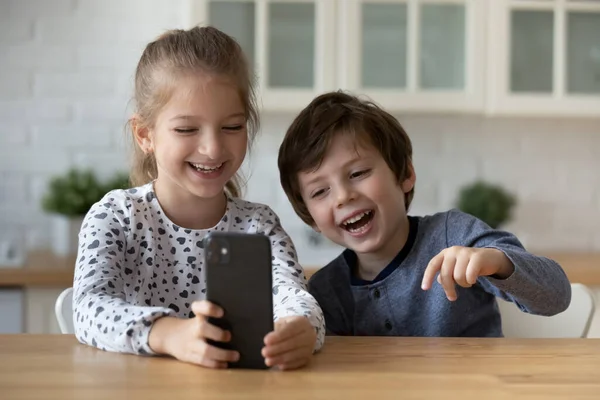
[55,287,74,334]
[498,283,596,338]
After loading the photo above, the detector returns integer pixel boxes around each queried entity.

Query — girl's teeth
[191,162,222,171]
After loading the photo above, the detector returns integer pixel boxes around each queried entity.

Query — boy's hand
[262,316,316,370]
[421,247,514,301]
[149,300,240,368]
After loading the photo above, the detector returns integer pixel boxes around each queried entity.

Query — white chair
[498,283,596,338]
[55,287,74,334]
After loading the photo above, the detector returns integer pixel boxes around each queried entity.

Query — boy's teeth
[191,162,222,171]
[348,224,369,234]
[343,211,371,225]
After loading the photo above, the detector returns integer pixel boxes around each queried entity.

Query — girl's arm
[73,199,175,355]
[253,205,326,352]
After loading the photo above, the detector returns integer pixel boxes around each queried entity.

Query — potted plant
[456,181,516,229]
[41,169,130,256]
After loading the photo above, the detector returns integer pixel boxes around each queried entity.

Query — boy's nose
[335,185,355,208]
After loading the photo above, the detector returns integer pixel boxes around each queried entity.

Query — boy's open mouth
[340,210,374,233]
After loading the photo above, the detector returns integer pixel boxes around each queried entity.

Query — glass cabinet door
[189,0,335,111]
[208,1,256,68]
[567,11,600,94]
[510,10,554,93]
[420,3,466,90]
[267,2,315,88]
[361,2,408,89]
[359,2,468,91]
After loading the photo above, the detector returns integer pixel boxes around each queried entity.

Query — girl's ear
[131,115,154,154]
[401,163,416,193]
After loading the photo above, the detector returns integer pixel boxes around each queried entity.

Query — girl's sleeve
[73,199,175,355]
[254,205,326,352]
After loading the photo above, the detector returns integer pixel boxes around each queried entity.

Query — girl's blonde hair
[129,26,259,198]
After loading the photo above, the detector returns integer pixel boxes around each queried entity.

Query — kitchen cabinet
[187,0,600,116]
[187,0,336,112]
[487,0,600,116]
[338,0,486,113]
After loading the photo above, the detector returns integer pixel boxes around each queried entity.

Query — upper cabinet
[187,0,336,112]
[338,0,487,113]
[187,0,600,116]
[487,0,600,116]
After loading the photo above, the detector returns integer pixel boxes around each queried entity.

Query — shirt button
[385,319,393,331]
[373,288,381,298]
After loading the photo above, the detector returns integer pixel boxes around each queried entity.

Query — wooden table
[1,335,599,399]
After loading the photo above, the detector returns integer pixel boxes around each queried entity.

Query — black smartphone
[204,232,274,369]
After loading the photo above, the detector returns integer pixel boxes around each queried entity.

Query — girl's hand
[149,300,240,368]
[421,246,514,301]
[262,316,317,370]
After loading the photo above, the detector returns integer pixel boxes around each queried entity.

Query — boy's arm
[73,201,175,355]
[253,205,325,352]
[446,209,571,316]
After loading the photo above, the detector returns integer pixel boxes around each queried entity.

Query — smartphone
[204,232,274,369]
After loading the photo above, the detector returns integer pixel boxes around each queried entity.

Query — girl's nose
[198,129,223,160]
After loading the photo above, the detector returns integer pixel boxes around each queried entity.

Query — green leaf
[41,169,132,217]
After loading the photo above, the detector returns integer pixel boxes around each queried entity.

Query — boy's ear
[131,115,154,154]
[401,163,416,193]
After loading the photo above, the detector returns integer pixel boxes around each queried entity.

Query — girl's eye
[174,128,197,134]
[350,169,370,179]
[223,125,243,131]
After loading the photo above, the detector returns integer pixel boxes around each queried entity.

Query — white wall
[1,0,600,269]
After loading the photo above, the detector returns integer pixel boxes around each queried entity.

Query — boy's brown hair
[278,91,414,226]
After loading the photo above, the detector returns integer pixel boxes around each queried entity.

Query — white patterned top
[73,182,325,355]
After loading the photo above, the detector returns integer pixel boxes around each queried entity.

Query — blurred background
[0,0,599,334]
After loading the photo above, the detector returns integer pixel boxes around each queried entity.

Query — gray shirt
[308,209,571,337]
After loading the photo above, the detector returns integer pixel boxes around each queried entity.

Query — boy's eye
[350,169,370,179]
[174,128,197,134]
[223,125,243,131]
[310,188,327,199]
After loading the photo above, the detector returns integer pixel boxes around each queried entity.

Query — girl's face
[138,74,248,202]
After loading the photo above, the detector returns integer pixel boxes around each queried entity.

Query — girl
[73,26,324,370]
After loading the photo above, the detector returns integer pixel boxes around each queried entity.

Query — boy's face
[298,133,415,260]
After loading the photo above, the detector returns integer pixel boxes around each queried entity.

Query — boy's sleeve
[73,200,175,355]
[253,205,326,352]
[446,209,571,316]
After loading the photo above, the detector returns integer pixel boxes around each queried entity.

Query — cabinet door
[339,0,486,113]
[487,0,600,116]
[566,10,600,94]
[510,9,554,93]
[188,0,336,112]
[360,2,408,89]
[208,1,257,69]
[0,289,23,333]
[419,3,466,90]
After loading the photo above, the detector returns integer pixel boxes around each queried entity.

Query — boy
[277,91,571,337]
